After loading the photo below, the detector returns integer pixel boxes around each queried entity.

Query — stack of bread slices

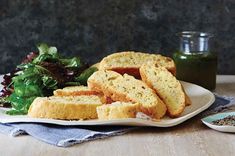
[28,51,191,120]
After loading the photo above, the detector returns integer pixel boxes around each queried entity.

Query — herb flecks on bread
[87,70,122,93]
[97,101,140,120]
[53,86,99,96]
[28,51,191,121]
[88,70,167,119]
[140,64,186,117]
[99,51,176,77]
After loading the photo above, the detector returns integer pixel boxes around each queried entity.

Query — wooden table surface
[0,75,234,156]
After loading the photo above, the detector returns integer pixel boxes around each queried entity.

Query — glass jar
[173,31,217,90]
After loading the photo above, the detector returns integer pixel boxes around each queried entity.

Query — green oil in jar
[173,31,217,90]
[173,51,217,90]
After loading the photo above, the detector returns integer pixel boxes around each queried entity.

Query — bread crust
[182,87,192,106]
[54,90,99,96]
[53,86,100,97]
[28,96,103,120]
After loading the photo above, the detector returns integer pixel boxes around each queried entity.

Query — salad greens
[4,43,97,115]
[75,67,98,85]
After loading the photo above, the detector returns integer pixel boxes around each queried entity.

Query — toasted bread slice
[88,70,167,119]
[99,51,176,77]
[182,87,192,106]
[185,94,192,106]
[97,101,140,120]
[140,64,186,117]
[87,70,122,93]
[87,70,122,104]
[28,95,103,120]
[53,85,115,104]
[53,86,107,104]
[53,86,99,96]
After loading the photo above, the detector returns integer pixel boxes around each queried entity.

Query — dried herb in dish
[212,115,235,126]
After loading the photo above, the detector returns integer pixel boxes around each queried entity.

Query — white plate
[201,112,235,133]
[0,74,215,127]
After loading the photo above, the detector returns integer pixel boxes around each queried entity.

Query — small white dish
[0,80,215,127]
[201,112,235,133]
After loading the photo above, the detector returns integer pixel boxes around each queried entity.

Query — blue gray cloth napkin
[202,94,235,116]
[0,94,234,147]
[0,122,135,147]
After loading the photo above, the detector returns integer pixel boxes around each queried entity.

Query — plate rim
[0,77,215,127]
